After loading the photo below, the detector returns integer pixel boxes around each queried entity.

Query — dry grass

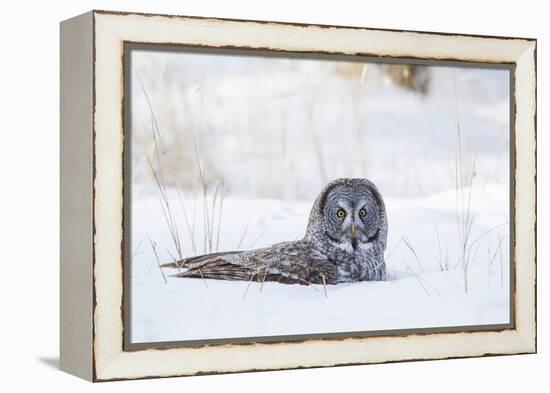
[237,218,252,249]
[452,76,478,293]
[400,236,442,297]
[487,234,505,289]
[402,235,425,274]
[242,273,256,300]
[148,235,167,284]
[138,76,226,287]
[433,220,449,272]
[192,139,226,255]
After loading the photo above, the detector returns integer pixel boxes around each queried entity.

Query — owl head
[306,178,387,252]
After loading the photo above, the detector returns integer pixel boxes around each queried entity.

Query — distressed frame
[60,10,537,382]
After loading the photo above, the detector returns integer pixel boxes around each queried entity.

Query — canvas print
[126,47,511,345]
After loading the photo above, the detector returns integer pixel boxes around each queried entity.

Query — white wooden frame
[60,10,537,381]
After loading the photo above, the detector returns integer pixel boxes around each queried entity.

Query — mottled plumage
[162,178,388,284]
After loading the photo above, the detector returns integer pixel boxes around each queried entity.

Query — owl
[162,178,388,284]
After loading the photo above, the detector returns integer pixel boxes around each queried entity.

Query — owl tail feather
[160,251,241,269]
[160,251,253,281]
[172,263,253,281]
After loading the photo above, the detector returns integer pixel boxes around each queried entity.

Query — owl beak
[350,223,358,251]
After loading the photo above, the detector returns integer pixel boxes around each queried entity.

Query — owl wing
[162,242,337,285]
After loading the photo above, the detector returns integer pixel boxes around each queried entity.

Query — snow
[130,188,510,343]
[128,50,511,344]
[132,268,508,343]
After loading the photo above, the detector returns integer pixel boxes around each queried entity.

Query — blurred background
[130,49,510,202]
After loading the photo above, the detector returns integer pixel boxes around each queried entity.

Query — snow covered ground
[130,186,510,343]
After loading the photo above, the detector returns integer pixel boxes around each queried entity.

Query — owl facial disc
[321,182,382,253]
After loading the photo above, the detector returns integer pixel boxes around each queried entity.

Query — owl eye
[336,209,346,218]
[359,208,367,217]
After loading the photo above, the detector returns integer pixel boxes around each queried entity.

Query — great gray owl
[162,178,388,284]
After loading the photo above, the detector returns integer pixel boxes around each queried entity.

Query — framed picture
[60,10,537,381]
